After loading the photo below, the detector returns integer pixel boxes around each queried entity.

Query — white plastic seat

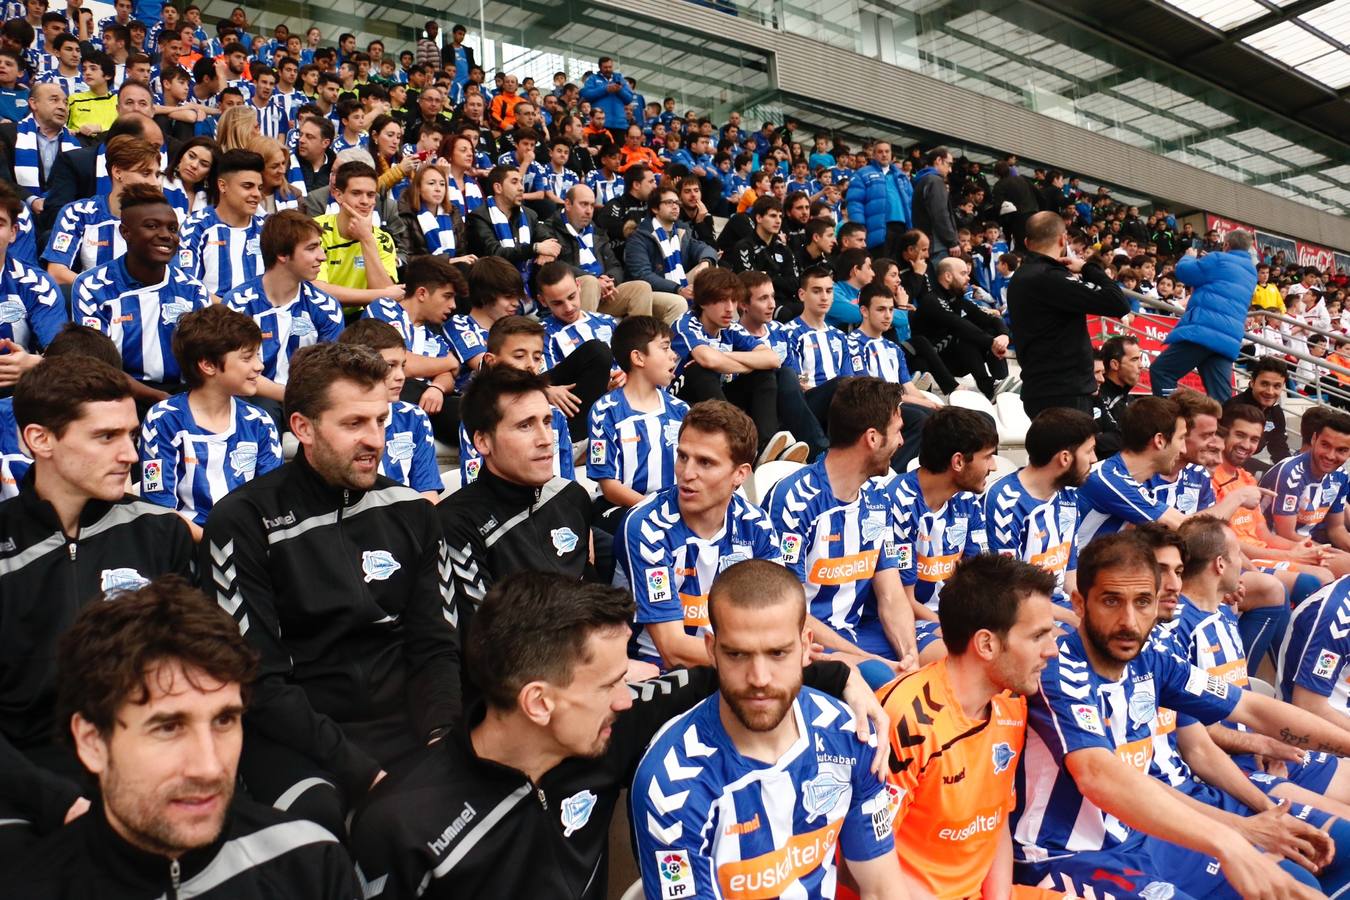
[439,468,463,500]
[746,459,803,505]
[573,465,600,501]
[1248,677,1277,699]
[947,389,997,419]
[989,453,1019,483]
[994,393,1031,446]
[916,389,946,407]
[619,880,644,900]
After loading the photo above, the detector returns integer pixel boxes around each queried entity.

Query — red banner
[1087,314,1209,394]
[1205,214,1256,241]
[1297,241,1337,271]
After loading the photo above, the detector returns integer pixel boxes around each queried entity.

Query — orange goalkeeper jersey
[878,658,1026,900]
[1212,462,1267,550]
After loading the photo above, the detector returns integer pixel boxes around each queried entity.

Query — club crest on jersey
[101,567,149,595]
[1314,649,1341,679]
[656,850,693,898]
[801,770,849,821]
[160,297,194,325]
[0,300,25,324]
[718,544,751,573]
[992,741,1016,774]
[1129,678,1156,726]
[361,550,401,582]
[1057,505,1076,535]
[1140,882,1176,900]
[558,789,597,838]
[386,432,415,461]
[229,442,258,478]
[290,315,317,338]
[946,517,968,548]
[861,510,887,543]
[551,527,579,556]
[663,420,681,446]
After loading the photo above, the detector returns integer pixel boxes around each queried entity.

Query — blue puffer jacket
[845,161,912,249]
[1167,249,1258,359]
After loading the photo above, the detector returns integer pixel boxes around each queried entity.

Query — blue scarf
[418,208,457,256]
[653,222,687,287]
[448,172,482,216]
[486,197,530,249]
[561,211,600,275]
[13,116,78,196]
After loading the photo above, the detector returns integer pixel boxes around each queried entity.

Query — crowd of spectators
[4,5,1350,900]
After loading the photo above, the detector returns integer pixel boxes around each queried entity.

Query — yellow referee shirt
[315,212,397,290]
[67,91,117,134]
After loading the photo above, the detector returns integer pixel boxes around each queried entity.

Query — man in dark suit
[38,112,162,234]
[0,84,75,207]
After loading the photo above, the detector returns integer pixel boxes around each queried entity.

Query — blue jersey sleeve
[587,397,619,482]
[892,505,918,588]
[445,320,485,366]
[631,744,719,900]
[985,482,1025,557]
[1264,458,1305,523]
[251,411,284,478]
[405,408,443,493]
[41,202,85,269]
[553,408,575,480]
[1149,645,1242,724]
[728,327,767,353]
[964,499,989,555]
[843,750,896,863]
[617,510,682,625]
[312,289,345,342]
[1079,463,1168,523]
[1293,600,1350,698]
[1028,653,1115,757]
[138,403,181,510]
[458,422,482,484]
[23,267,69,349]
[671,314,706,362]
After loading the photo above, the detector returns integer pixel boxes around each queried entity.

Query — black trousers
[940,341,1008,399]
[903,335,959,394]
[676,365,778,454]
[400,380,460,446]
[1021,393,1094,419]
[548,339,613,441]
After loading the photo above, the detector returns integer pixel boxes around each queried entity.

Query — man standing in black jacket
[915,256,1010,399]
[201,343,462,840]
[0,356,194,862]
[1008,211,1132,417]
[726,195,802,315]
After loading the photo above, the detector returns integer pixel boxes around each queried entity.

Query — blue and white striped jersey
[587,386,687,495]
[670,313,765,380]
[459,404,573,486]
[1076,454,1168,547]
[540,165,578,199]
[74,257,211,383]
[1278,577,1350,713]
[1013,628,1239,863]
[363,297,455,376]
[785,318,855,389]
[632,688,893,900]
[0,255,66,351]
[444,314,490,392]
[739,320,798,371]
[139,393,283,525]
[379,400,443,494]
[271,89,307,120]
[37,70,85,97]
[541,310,616,371]
[585,171,623,206]
[11,204,37,266]
[42,195,122,274]
[984,471,1079,604]
[614,485,782,666]
[251,99,289,138]
[221,276,344,384]
[845,332,911,384]
[178,206,267,296]
[0,451,29,499]
[765,457,901,656]
[882,469,987,611]
[1146,463,1215,516]
[1260,451,1350,541]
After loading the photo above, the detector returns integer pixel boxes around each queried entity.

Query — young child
[851,284,941,410]
[338,318,444,501]
[588,315,687,523]
[139,304,283,540]
[457,315,574,484]
[332,96,368,152]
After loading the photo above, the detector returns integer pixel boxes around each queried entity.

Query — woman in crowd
[252,135,303,214]
[399,165,475,265]
[436,133,484,217]
[162,137,218,222]
[369,114,416,197]
[216,106,260,153]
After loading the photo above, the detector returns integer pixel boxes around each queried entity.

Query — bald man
[1008,211,1131,417]
[913,253,1010,399]
[39,111,165,233]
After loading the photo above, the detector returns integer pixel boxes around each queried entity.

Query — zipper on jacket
[67,543,76,562]
[169,858,180,897]
[535,785,548,811]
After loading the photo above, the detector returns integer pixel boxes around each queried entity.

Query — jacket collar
[474,461,549,506]
[290,449,371,508]
[83,798,235,888]
[16,468,121,536]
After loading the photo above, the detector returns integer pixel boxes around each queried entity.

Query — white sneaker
[913,372,936,393]
[757,431,794,467]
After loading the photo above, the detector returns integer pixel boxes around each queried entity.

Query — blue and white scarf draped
[654,223,687,287]
[285,152,307,196]
[418,208,457,256]
[561,211,600,275]
[13,116,79,196]
[487,197,530,249]
[448,172,482,216]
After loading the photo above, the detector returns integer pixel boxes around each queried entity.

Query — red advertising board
[1087,313,1210,394]
[1297,241,1338,271]
[1205,214,1256,241]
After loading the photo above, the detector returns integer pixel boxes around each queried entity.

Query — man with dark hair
[313,159,398,303]
[914,256,1009,399]
[1093,334,1142,457]
[726,194,801,313]
[200,341,462,838]
[1077,396,1189,545]
[350,571,885,898]
[881,554,1059,899]
[1010,210,1131,417]
[765,377,917,665]
[911,147,958,260]
[985,407,1096,625]
[624,183,717,302]
[1012,532,1335,899]
[1262,407,1350,552]
[0,356,193,859]
[465,163,558,284]
[178,148,265,298]
[886,406,998,662]
[437,363,594,644]
[594,160,653,259]
[1225,356,1292,469]
[39,109,163,232]
[633,560,904,898]
[844,139,910,258]
[6,578,360,895]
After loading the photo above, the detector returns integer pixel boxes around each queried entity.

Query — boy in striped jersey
[246,64,288,138]
[632,560,904,900]
[338,319,443,501]
[0,183,65,357]
[222,210,344,425]
[614,400,782,669]
[534,262,619,441]
[73,184,210,399]
[1262,408,1350,552]
[589,314,686,521]
[766,377,917,667]
[457,316,574,486]
[139,304,282,540]
[985,407,1096,625]
[177,148,265,298]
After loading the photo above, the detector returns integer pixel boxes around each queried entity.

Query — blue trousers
[1150,339,1234,401]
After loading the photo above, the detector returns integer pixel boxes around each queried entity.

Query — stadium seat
[1248,677,1277,698]
[744,459,803,505]
[435,439,456,466]
[574,466,600,500]
[439,468,463,500]
[990,454,1019,482]
[994,393,1031,446]
[619,880,643,900]
[917,390,946,407]
[947,389,998,419]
